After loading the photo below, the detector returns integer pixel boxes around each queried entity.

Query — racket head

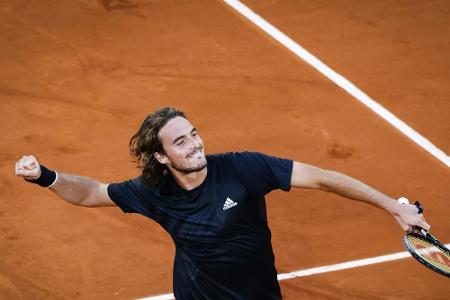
[403,232,450,278]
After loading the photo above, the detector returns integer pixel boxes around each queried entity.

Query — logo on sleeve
[223,197,238,210]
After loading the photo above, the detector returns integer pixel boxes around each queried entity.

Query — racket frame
[403,232,450,278]
[402,201,450,278]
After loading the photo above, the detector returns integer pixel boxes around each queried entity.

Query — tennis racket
[398,198,450,278]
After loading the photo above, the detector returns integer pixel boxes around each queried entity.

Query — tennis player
[15,107,430,299]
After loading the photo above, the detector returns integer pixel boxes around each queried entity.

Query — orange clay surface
[1,1,449,299]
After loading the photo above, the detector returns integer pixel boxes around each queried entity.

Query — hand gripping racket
[398,198,450,278]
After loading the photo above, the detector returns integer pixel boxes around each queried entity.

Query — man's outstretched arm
[290,161,430,232]
[15,155,116,207]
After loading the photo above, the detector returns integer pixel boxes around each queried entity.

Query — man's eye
[176,140,184,145]
[192,132,198,136]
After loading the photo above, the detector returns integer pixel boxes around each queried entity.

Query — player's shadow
[99,0,137,11]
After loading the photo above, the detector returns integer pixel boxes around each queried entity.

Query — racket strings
[406,235,450,272]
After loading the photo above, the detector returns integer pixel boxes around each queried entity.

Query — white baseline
[222,0,450,168]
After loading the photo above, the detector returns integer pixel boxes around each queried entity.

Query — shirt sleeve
[107,177,160,220]
[229,152,293,196]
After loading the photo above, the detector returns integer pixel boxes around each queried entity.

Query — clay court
[1,0,449,299]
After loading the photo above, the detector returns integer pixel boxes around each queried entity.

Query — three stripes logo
[223,197,238,210]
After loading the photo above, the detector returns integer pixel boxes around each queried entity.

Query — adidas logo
[223,197,238,210]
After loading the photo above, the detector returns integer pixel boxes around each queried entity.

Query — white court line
[138,294,174,300]
[222,0,450,168]
[137,243,450,300]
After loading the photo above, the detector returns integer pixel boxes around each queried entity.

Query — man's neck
[169,167,208,191]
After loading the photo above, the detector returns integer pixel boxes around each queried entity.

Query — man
[16,107,429,299]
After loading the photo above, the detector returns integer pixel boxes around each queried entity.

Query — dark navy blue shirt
[107,152,293,299]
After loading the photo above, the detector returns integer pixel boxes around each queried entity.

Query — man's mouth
[187,148,203,158]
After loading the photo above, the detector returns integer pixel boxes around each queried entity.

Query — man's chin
[171,161,207,174]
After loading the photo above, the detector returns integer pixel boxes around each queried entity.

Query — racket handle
[398,199,429,236]
[414,201,424,214]
[410,201,440,243]
[411,201,425,234]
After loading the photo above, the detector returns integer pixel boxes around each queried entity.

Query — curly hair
[129,107,187,185]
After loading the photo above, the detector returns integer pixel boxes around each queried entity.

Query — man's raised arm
[15,155,116,208]
[290,161,430,232]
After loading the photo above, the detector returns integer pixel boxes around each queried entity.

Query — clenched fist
[15,155,41,180]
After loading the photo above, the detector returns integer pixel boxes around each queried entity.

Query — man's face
[156,116,207,174]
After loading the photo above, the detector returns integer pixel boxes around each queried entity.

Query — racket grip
[399,199,427,235]
[411,201,432,238]
[414,201,424,214]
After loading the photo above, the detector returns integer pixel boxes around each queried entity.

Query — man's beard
[170,160,207,174]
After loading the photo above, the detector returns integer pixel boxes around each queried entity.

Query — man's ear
[154,152,168,164]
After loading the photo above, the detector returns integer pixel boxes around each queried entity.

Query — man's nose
[191,140,201,149]
[189,137,202,149]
